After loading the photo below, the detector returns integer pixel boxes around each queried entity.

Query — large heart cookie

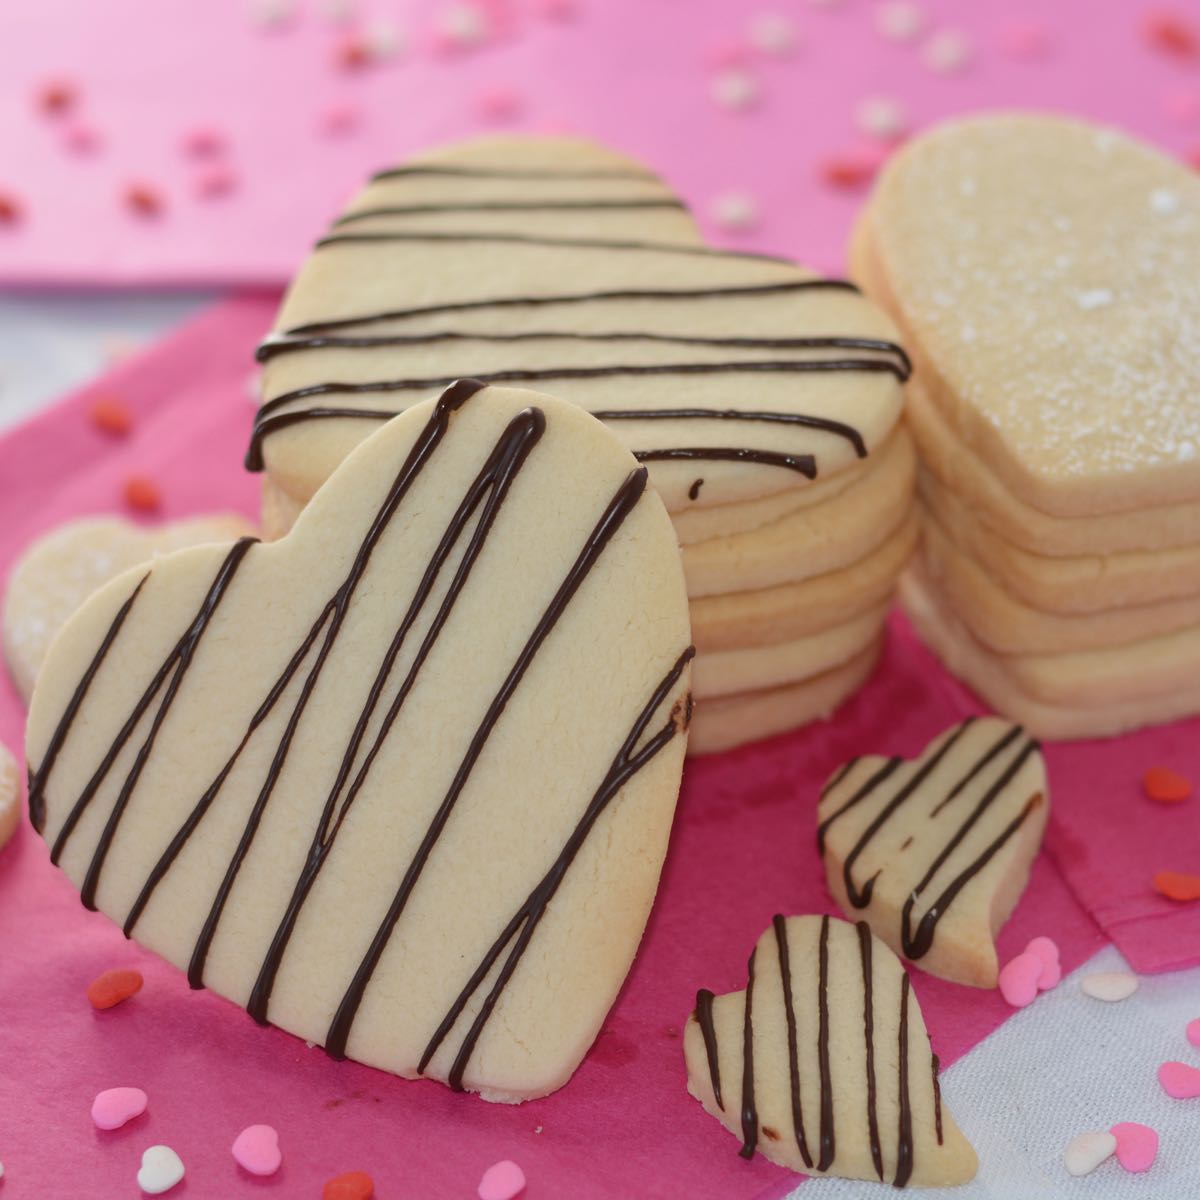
[27,382,693,1102]
[817,718,1048,987]
[252,134,907,528]
[684,915,977,1187]
[4,513,255,703]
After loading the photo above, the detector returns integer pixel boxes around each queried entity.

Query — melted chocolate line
[900,744,1042,961]
[816,914,835,1173]
[773,914,813,1169]
[27,574,148,834]
[835,721,979,908]
[819,756,860,801]
[634,447,816,478]
[927,725,1024,819]
[688,478,703,501]
[816,757,902,854]
[739,947,759,1160]
[245,408,546,1023]
[78,539,256,910]
[372,164,657,182]
[186,380,490,990]
[931,1051,943,1145]
[894,975,914,1188]
[324,466,658,1062]
[334,198,687,226]
[256,329,910,370]
[282,281,860,338]
[435,647,693,1091]
[858,921,883,1181]
[314,228,789,264]
[695,989,724,1110]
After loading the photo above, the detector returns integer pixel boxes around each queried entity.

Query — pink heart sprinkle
[1187,1017,1200,1047]
[1159,1061,1200,1099]
[1111,1122,1158,1173]
[232,1124,281,1176]
[478,1159,526,1200]
[998,951,1042,1007]
[91,1086,148,1130]
[1024,936,1061,990]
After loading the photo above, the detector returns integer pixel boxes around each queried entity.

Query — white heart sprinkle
[137,1145,185,1195]
[1065,1130,1117,1176]
[1081,970,1139,1002]
[711,191,759,231]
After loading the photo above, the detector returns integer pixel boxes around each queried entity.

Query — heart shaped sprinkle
[1143,765,1192,803]
[1024,935,1061,990]
[86,968,143,1010]
[1110,1122,1158,1173]
[232,1124,281,1176]
[1154,870,1200,901]
[1187,1017,1200,1047]
[91,1086,148,1130]
[136,1145,184,1195]
[998,951,1042,1008]
[478,1159,526,1200]
[1159,1060,1200,1099]
[323,1170,374,1200]
[1064,1130,1117,1177]
[1081,971,1139,1002]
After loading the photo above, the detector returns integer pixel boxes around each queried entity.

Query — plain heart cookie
[26,381,693,1102]
[817,717,1048,987]
[684,914,978,1187]
[4,513,255,703]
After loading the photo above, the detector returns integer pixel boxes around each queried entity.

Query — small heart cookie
[27,382,692,1101]
[817,717,1049,987]
[684,915,977,1187]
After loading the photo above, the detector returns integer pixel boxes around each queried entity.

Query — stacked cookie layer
[854,114,1200,738]
[254,134,915,753]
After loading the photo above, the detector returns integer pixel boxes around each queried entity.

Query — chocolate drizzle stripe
[256,329,911,371]
[334,198,688,226]
[928,725,1024,818]
[894,975,915,1188]
[816,757,902,853]
[858,921,883,1181]
[694,988,724,1110]
[27,574,148,834]
[816,914,835,1172]
[313,228,790,264]
[820,755,860,801]
[739,947,759,1160]
[372,164,658,182]
[773,914,812,1169]
[931,1051,944,1145]
[282,281,860,338]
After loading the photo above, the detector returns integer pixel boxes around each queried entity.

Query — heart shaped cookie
[252,134,907,528]
[684,915,977,1187]
[27,382,693,1102]
[817,717,1049,987]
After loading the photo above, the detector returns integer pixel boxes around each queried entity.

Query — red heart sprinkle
[87,968,144,1010]
[323,1170,374,1200]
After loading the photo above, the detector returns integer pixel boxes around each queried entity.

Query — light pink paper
[4,296,1198,1198]
[0,0,1196,286]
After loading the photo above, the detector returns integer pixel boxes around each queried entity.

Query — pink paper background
[0,0,1198,285]
[2,297,1198,1199]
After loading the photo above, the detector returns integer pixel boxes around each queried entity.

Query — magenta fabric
[1,295,1197,1197]
[1,0,1196,286]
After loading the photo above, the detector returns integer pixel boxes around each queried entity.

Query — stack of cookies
[853,113,1200,738]
[253,134,916,754]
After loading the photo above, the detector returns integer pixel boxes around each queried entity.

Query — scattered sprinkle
[1064,1130,1117,1177]
[922,29,973,75]
[1000,20,1052,59]
[854,95,909,141]
[319,103,362,137]
[1187,1017,1200,1047]
[1024,935,1061,990]
[1144,9,1199,58]
[748,13,800,56]
[364,19,406,60]
[0,193,24,226]
[62,121,102,155]
[998,950,1043,1007]
[1154,870,1200,901]
[435,2,492,51]
[876,1,925,43]
[37,80,77,117]
[476,86,523,123]
[122,475,163,513]
[710,67,761,112]
[478,1160,526,1200]
[1080,970,1139,1002]
[92,1087,149,1130]
[705,39,751,69]
[710,190,759,230]
[249,0,296,29]
[1110,1122,1158,1173]
[232,1124,282,1177]
[123,184,164,219]
[137,1145,185,1195]
[1074,287,1113,310]
[336,37,372,70]
[1144,765,1192,804]
[194,165,238,200]
[819,143,888,188]
[88,396,134,436]
[323,1171,374,1200]
[1158,1060,1200,1098]
[87,967,144,1010]
[182,127,225,159]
